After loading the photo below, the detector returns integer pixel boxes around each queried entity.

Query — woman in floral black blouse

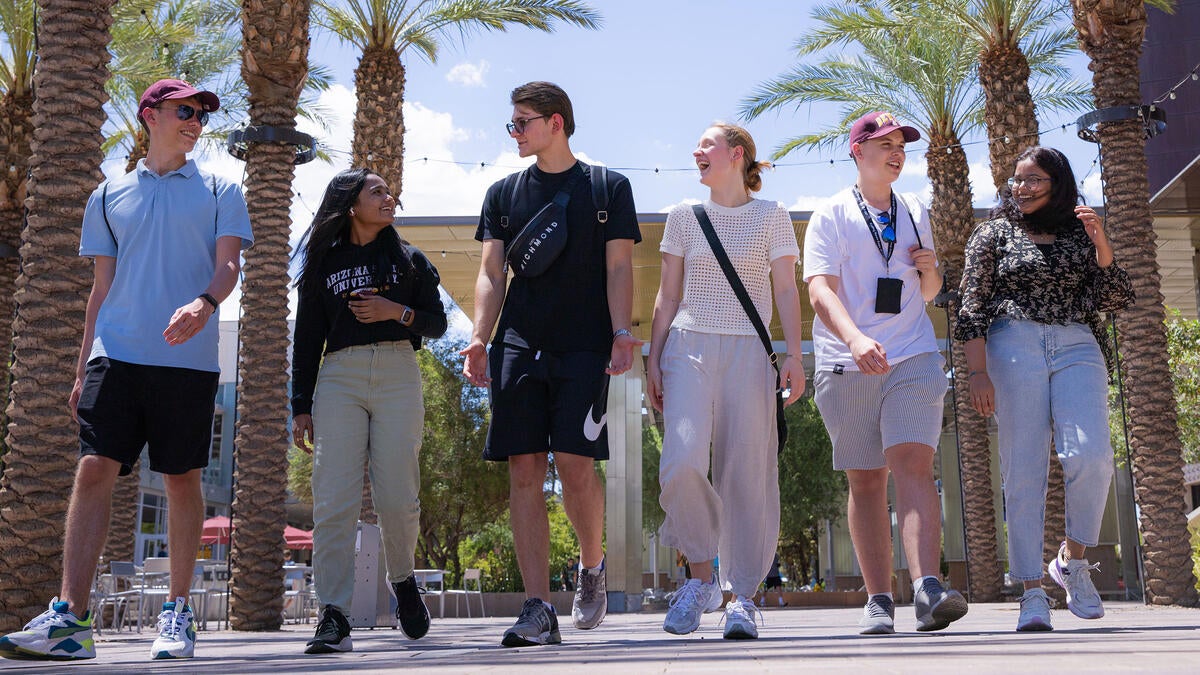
[956,146,1133,633]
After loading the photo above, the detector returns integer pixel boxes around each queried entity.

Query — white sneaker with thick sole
[1048,543,1105,620]
[1016,588,1053,632]
[151,597,196,660]
[663,577,723,635]
[720,595,761,640]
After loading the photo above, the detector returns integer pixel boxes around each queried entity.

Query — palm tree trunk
[1041,445,1067,603]
[0,88,33,453]
[0,0,115,632]
[123,129,149,174]
[1072,0,1198,607]
[978,42,1039,195]
[351,46,406,194]
[102,460,140,564]
[232,0,311,630]
[928,135,1004,602]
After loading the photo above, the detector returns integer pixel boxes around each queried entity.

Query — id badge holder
[875,277,903,314]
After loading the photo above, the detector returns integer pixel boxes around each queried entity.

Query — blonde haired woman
[649,123,804,640]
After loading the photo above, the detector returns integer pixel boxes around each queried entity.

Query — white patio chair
[445,568,485,617]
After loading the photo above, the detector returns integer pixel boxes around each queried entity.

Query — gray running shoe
[914,577,968,632]
[1016,588,1053,632]
[502,598,562,647]
[572,566,607,630]
[662,577,722,635]
[858,594,896,635]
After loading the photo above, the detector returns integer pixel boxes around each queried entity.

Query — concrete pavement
[0,601,1197,673]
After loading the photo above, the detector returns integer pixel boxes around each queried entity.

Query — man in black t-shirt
[461,81,641,648]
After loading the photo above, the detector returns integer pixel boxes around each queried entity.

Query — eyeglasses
[1007,175,1050,190]
[156,103,210,127]
[506,115,548,135]
[876,212,896,243]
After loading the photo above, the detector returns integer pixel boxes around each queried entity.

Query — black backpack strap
[212,173,219,235]
[498,171,521,230]
[589,164,609,224]
[101,182,117,251]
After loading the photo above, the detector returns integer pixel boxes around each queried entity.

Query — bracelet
[199,293,219,311]
[613,328,633,339]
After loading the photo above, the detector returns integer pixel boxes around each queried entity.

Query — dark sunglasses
[505,114,548,135]
[157,103,210,127]
[876,212,896,243]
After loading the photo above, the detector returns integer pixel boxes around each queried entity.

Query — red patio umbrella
[284,525,313,550]
[200,516,232,545]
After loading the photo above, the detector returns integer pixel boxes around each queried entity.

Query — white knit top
[660,198,799,336]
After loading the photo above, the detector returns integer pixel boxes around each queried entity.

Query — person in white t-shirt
[648,123,805,640]
[802,111,967,635]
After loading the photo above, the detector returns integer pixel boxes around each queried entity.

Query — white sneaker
[1048,543,1105,619]
[151,597,196,660]
[0,598,95,660]
[1016,588,1053,632]
[720,595,761,639]
[663,577,722,635]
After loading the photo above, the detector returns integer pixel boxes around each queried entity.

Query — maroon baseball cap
[848,111,920,151]
[138,79,220,120]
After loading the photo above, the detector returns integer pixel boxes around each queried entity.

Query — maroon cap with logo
[848,111,920,153]
[138,79,220,121]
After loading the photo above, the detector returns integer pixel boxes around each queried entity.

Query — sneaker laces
[719,597,764,629]
[864,595,894,618]
[157,606,187,640]
[24,606,68,631]
[517,600,551,628]
[668,581,703,611]
[578,571,599,604]
[1066,560,1102,596]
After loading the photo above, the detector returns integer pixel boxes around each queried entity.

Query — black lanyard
[852,187,897,264]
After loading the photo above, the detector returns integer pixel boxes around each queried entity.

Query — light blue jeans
[311,341,424,612]
[986,317,1114,581]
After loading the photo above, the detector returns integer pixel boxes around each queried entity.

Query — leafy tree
[1165,309,1200,465]
[415,338,509,585]
[641,422,664,534]
[778,395,846,586]
[459,498,578,593]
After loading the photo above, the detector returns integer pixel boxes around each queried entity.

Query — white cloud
[787,194,833,213]
[445,61,490,88]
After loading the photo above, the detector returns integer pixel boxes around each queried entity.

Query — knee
[846,469,889,496]
[75,455,121,491]
[509,455,548,490]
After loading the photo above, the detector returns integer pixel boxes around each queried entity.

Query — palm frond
[0,0,36,95]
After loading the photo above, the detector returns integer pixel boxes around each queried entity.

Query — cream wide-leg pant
[311,341,424,613]
[656,328,781,598]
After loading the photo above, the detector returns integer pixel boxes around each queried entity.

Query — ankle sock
[913,576,938,594]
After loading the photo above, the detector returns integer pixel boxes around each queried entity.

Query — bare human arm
[70,256,116,421]
[646,252,683,413]
[771,256,806,404]
[807,273,890,375]
[162,235,242,346]
[605,238,643,375]
[459,239,506,387]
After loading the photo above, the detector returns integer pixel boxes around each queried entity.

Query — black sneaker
[393,576,430,639]
[501,598,561,647]
[304,605,352,654]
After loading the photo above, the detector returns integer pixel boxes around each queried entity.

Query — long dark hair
[989,146,1081,235]
[295,168,413,296]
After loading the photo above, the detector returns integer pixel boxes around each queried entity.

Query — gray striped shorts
[813,351,947,470]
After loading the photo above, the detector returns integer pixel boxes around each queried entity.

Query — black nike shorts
[483,343,610,461]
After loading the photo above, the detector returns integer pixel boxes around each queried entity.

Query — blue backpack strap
[589,163,609,224]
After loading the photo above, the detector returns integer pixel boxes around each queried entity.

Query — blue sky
[103,0,1154,319]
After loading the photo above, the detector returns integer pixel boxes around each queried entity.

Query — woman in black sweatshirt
[291,168,447,654]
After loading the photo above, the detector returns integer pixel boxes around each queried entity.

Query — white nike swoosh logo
[583,406,607,442]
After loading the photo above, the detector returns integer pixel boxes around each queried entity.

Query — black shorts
[764,575,783,590]
[77,357,219,476]
[484,343,610,461]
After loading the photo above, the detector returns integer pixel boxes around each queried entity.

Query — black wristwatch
[199,293,220,311]
[400,306,414,325]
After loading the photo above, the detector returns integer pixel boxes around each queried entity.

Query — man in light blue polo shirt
[0,79,252,663]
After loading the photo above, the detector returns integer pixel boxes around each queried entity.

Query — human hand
[779,354,805,405]
[849,334,889,374]
[647,359,664,413]
[459,340,490,387]
[909,245,938,275]
[606,332,644,376]
[69,375,84,423]
[292,414,314,453]
[163,298,213,345]
[968,372,995,417]
[349,289,400,324]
